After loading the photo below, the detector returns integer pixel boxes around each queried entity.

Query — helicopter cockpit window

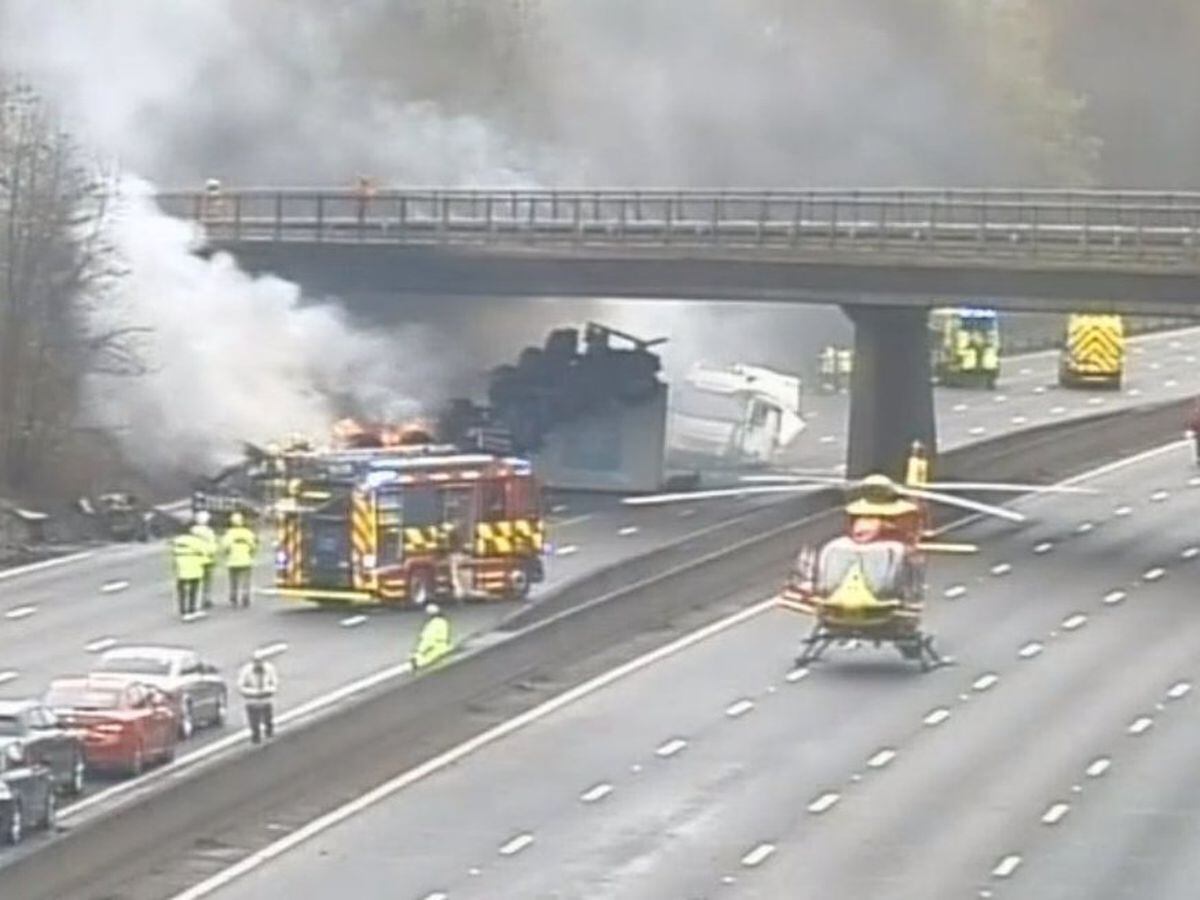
[817,538,908,595]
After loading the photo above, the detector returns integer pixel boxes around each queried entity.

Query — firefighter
[836,347,853,393]
[905,440,930,487]
[201,178,223,223]
[191,511,219,609]
[1188,399,1200,464]
[221,511,258,607]
[354,174,375,223]
[170,529,206,617]
[237,653,278,744]
[445,523,469,602]
[410,603,452,669]
[818,346,837,392]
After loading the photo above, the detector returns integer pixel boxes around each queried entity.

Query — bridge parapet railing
[153,188,1200,264]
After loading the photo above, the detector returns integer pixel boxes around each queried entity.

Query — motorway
[204,438,1200,900]
[0,327,1196,840]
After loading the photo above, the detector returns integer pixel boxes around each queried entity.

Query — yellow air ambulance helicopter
[624,443,1095,672]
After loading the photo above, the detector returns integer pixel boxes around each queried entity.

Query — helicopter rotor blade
[738,473,849,486]
[900,486,1027,523]
[923,481,1097,495]
[621,484,824,507]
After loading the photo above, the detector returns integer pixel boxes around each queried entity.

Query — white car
[90,646,228,740]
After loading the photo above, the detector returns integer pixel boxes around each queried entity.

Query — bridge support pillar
[844,304,937,479]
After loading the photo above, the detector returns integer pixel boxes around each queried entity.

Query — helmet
[910,440,925,454]
[205,177,221,192]
[425,603,440,616]
[194,510,211,526]
[230,511,244,527]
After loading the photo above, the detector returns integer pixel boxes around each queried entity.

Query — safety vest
[412,616,452,669]
[221,526,258,569]
[191,524,218,565]
[171,533,207,581]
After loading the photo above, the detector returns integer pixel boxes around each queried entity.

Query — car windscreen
[44,686,122,710]
[95,656,172,676]
[0,715,23,736]
[673,387,748,424]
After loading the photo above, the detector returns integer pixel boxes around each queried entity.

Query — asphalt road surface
[204,438,1200,900]
[0,326,1195,838]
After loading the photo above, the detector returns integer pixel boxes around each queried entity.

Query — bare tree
[0,78,144,494]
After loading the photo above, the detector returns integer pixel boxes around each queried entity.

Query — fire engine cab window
[481,482,507,521]
[403,486,442,527]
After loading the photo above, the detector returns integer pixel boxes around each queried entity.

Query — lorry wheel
[505,565,532,602]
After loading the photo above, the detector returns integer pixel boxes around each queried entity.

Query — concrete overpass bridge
[156,187,1200,476]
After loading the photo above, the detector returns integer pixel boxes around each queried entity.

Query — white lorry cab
[667,363,806,467]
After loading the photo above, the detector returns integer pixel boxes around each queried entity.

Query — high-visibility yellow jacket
[221,526,258,569]
[191,524,218,565]
[905,455,929,487]
[171,533,208,581]
[411,616,452,669]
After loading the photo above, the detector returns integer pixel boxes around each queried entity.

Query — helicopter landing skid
[795,623,946,672]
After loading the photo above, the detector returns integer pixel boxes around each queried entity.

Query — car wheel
[162,740,176,764]
[5,801,23,845]
[67,751,85,796]
[42,790,56,830]
[179,700,195,740]
[128,742,145,777]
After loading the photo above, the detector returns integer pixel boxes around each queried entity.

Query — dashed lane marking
[991,562,1012,576]
[420,892,448,900]
[1144,568,1166,582]
[725,699,755,719]
[1042,803,1071,826]
[1114,505,1133,517]
[678,509,697,518]
[656,738,688,758]
[973,673,999,692]
[1128,716,1154,735]
[555,545,579,557]
[1034,542,1054,554]
[580,783,613,804]
[181,610,208,623]
[1086,757,1112,778]
[1103,590,1127,606]
[992,855,1023,879]
[1191,476,1200,488]
[819,435,837,444]
[618,526,639,536]
[1034,386,1047,395]
[100,579,130,594]
[807,792,840,814]
[1076,521,1095,534]
[499,833,534,857]
[1182,547,1200,561]
[85,637,118,653]
[1167,682,1192,701]
[867,749,897,769]
[944,585,967,599]
[1062,613,1088,632]
[1152,490,1171,502]
[1087,397,1104,406]
[740,843,777,867]
[924,708,951,727]
[255,642,289,660]
[0,671,18,686]
[1018,642,1044,659]
[550,504,569,514]
[1166,379,1180,388]
[953,403,969,413]
[340,615,368,628]
[969,426,987,436]
[1051,405,1067,415]
[4,605,36,620]
[1011,415,1028,425]
[785,667,810,683]
[994,394,1008,403]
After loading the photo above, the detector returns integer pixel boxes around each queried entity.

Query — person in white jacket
[237,654,278,744]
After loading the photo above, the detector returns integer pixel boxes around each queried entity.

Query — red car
[43,678,178,776]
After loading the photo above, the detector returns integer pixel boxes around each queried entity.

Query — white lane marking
[1011,415,1028,426]
[85,637,118,653]
[1103,590,1127,606]
[550,504,569,514]
[867,748,897,769]
[1167,682,1192,701]
[973,673,999,692]
[1033,542,1054,554]
[1191,476,1200,487]
[1087,397,1104,405]
[656,738,688,758]
[725,699,755,719]
[1152,490,1171,502]
[786,667,810,683]
[1050,405,1067,415]
[944,585,967,600]
[580,783,613,803]
[924,708,951,727]
[992,855,1023,879]
[994,394,1008,403]
[1128,716,1154,735]
[1086,757,1111,778]
[553,513,593,528]
[100,579,131,594]
[1128,387,1143,397]
[1144,567,1166,582]
[991,562,1012,576]
[181,610,208,623]
[255,642,289,660]
[618,526,639,536]
[1020,368,1034,376]
[1182,547,1200,561]
[1042,803,1071,825]
[952,403,969,413]
[1018,641,1044,659]
[555,544,579,557]
[807,791,840,814]
[969,426,987,436]
[1061,613,1088,632]
[1150,361,1162,370]
[1166,379,1180,388]
[678,509,697,518]
[1114,506,1132,517]
[1171,340,1184,349]
[741,843,777,867]
[4,605,36,620]
[0,550,94,582]
[0,671,18,686]
[819,435,837,444]
[340,614,368,628]
[499,833,534,856]
[420,893,448,900]
[159,597,778,899]
[1076,521,1095,534]
[1033,386,1047,394]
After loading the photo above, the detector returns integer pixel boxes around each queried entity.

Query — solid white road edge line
[0,550,94,582]
[167,595,779,900]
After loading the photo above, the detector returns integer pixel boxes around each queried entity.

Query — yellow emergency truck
[1058,314,1125,390]
[929,307,1001,389]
